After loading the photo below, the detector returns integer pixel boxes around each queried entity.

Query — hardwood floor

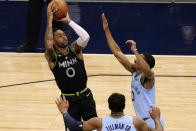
[0,53,196,131]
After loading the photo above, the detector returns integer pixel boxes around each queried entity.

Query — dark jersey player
[44,2,97,123]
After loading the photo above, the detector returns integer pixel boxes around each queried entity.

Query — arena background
[0,0,196,55]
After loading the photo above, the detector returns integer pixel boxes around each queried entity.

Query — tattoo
[47,26,53,41]
[44,20,55,62]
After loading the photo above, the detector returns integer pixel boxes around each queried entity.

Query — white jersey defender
[102,115,136,131]
[131,72,164,128]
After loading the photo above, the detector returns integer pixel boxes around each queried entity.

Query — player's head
[134,53,155,69]
[53,28,68,49]
[108,93,125,112]
[142,53,155,69]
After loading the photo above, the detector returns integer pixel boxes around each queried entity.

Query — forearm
[45,19,54,49]
[63,112,83,131]
[68,20,90,47]
[104,29,122,54]
[153,118,164,131]
[133,49,150,71]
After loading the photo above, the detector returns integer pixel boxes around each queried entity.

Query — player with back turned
[55,93,164,131]
[44,2,97,124]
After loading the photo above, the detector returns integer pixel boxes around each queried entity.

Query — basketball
[52,0,68,20]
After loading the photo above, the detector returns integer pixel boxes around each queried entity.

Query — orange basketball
[52,0,68,20]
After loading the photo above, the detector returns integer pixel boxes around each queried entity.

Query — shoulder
[70,41,83,54]
[84,117,102,125]
[140,71,155,89]
[70,43,84,60]
[133,116,146,130]
[142,70,154,80]
[141,70,155,82]
[83,117,102,131]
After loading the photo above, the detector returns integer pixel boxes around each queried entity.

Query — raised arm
[102,13,134,73]
[44,3,56,65]
[126,40,154,89]
[126,40,153,76]
[58,13,90,55]
[55,96,102,131]
[134,106,163,131]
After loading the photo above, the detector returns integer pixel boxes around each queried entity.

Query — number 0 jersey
[51,47,87,94]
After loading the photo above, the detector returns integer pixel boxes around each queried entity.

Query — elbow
[77,34,90,48]
[113,51,122,58]
[45,42,54,50]
[81,31,90,43]
[45,46,54,53]
[83,33,90,43]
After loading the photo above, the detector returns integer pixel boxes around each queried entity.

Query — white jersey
[102,115,136,131]
[131,72,164,128]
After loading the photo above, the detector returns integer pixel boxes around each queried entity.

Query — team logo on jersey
[58,57,78,78]
[58,57,77,68]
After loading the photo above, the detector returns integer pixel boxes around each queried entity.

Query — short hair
[143,53,155,69]
[52,28,60,34]
[108,93,125,112]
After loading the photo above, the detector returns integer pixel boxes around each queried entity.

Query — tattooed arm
[44,3,56,67]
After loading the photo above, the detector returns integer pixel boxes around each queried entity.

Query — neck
[56,46,68,54]
[136,70,142,76]
[110,111,124,118]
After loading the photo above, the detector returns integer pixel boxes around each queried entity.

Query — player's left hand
[149,106,161,120]
[125,40,137,52]
[55,95,69,114]
[58,12,71,24]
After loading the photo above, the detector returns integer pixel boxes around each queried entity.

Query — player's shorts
[62,88,97,121]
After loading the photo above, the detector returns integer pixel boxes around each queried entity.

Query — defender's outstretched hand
[102,13,109,31]
[149,106,161,120]
[55,96,69,114]
[125,40,137,52]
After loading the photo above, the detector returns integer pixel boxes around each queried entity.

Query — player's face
[53,30,68,48]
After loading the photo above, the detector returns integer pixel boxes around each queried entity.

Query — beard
[57,42,68,48]
[59,44,68,48]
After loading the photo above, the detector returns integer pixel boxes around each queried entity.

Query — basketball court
[0,0,196,130]
[0,53,196,131]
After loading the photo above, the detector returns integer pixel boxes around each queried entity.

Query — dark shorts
[62,88,97,121]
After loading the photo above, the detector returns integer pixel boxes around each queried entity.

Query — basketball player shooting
[44,1,97,123]
[101,13,164,128]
